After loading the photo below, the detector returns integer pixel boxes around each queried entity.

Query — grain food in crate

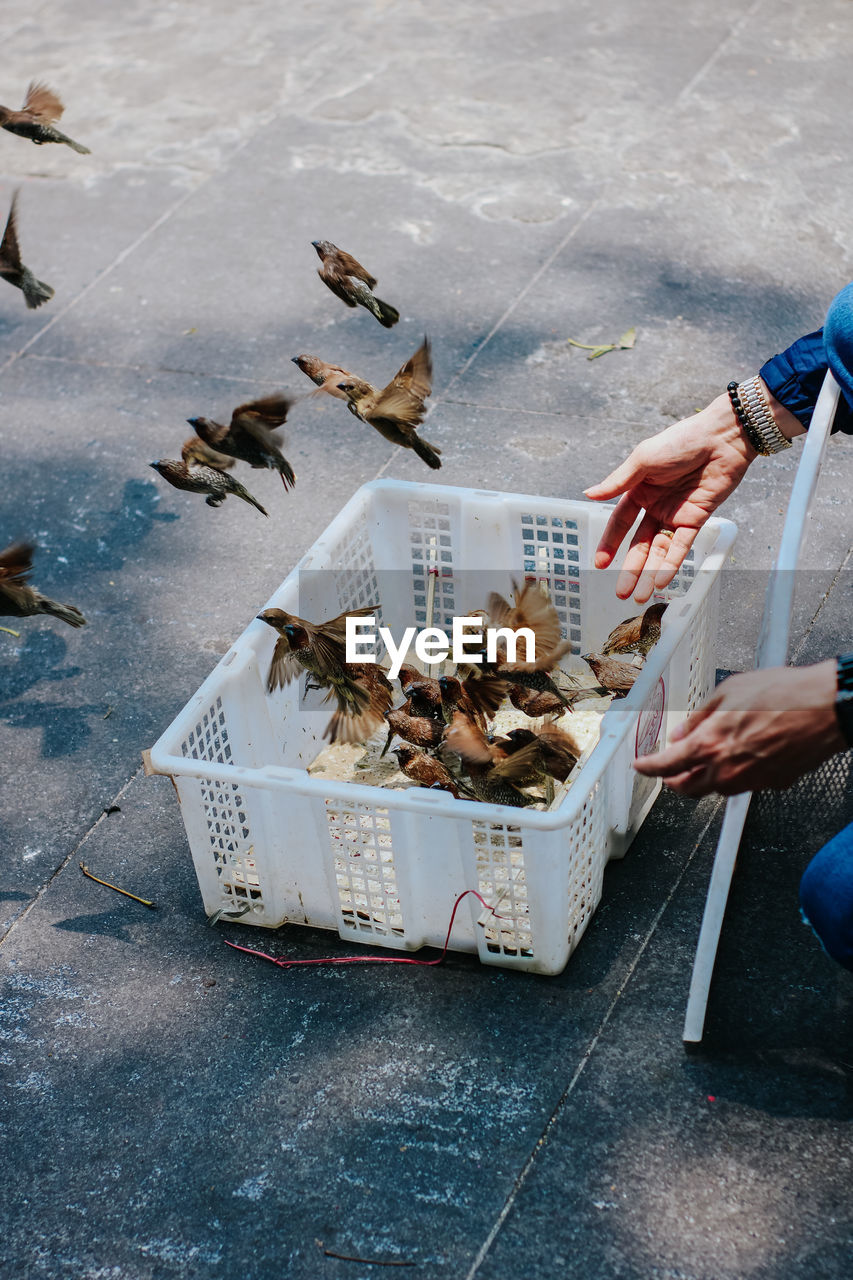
[147,480,736,975]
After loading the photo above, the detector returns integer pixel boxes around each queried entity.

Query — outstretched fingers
[612,511,668,600]
[652,526,698,590]
[592,492,643,569]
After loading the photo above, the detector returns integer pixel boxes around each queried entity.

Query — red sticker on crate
[635,677,665,759]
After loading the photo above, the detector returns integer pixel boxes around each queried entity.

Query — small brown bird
[324,663,394,744]
[258,605,371,692]
[392,744,463,798]
[503,724,581,783]
[509,684,565,718]
[582,653,640,697]
[444,711,539,808]
[0,82,90,153]
[396,664,444,718]
[149,460,268,516]
[0,541,86,627]
[187,394,296,489]
[311,240,399,328]
[291,354,352,401]
[337,338,441,470]
[437,673,507,728]
[180,437,236,472]
[382,700,445,755]
[488,579,565,662]
[0,192,54,309]
[602,601,668,657]
[256,606,389,743]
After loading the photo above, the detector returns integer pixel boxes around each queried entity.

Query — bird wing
[266,635,304,691]
[231,394,294,433]
[0,540,34,585]
[0,193,22,271]
[391,338,433,400]
[313,604,378,642]
[602,615,641,654]
[330,248,377,289]
[491,740,542,784]
[22,81,64,123]
[488,580,564,660]
[318,270,358,307]
[444,711,495,765]
[181,437,236,471]
[460,674,507,722]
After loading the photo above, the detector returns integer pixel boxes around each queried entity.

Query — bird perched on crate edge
[602,601,668,657]
[311,239,399,328]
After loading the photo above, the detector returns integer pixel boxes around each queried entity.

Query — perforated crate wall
[519,512,582,651]
[685,590,715,715]
[179,698,266,918]
[566,785,605,947]
[325,799,404,939]
[409,498,456,629]
[472,820,532,959]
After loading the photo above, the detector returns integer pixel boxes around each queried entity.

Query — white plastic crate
[148,479,736,975]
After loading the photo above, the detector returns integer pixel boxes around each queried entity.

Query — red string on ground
[223,889,496,970]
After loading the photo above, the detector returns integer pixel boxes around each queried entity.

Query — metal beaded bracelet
[737,375,792,454]
[726,381,768,455]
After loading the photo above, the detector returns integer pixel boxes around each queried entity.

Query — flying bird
[0,192,54,309]
[180,436,236,472]
[311,239,399,328]
[149,460,268,516]
[256,606,390,743]
[337,338,441,469]
[291,353,353,402]
[187,394,296,489]
[444,712,539,808]
[0,541,86,627]
[0,82,90,153]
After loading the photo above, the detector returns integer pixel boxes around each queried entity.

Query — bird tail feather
[235,484,269,516]
[41,597,87,628]
[57,129,91,155]
[372,295,400,328]
[21,271,54,310]
[411,433,442,470]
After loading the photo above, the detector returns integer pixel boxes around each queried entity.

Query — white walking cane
[683,370,841,1046]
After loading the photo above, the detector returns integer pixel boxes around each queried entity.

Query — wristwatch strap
[836,653,853,746]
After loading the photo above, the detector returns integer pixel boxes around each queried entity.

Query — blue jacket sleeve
[761,283,853,433]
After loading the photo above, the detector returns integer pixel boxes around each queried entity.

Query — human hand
[584,394,757,602]
[633,661,846,796]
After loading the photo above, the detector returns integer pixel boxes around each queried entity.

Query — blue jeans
[800,820,853,970]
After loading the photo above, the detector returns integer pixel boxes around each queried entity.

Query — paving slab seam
[19,351,292,388]
[463,797,724,1280]
[0,105,299,380]
[790,542,853,663]
[0,189,210,378]
[675,0,766,106]
[0,764,144,948]
[438,198,603,402]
